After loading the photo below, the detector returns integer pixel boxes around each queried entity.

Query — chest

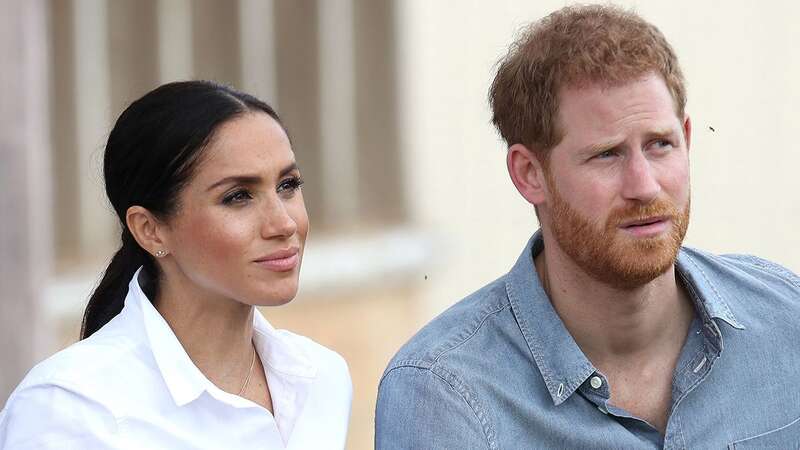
[476,318,800,449]
[118,400,285,449]
[602,362,676,433]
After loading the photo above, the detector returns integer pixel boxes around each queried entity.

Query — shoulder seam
[429,364,497,449]
[382,300,511,374]
[730,254,800,290]
[431,301,511,364]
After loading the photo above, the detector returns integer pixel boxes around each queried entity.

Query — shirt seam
[381,300,511,374]
[429,365,496,450]
[733,254,800,289]
[676,411,687,450]
[431,302,510,365]
[728,414,800,447]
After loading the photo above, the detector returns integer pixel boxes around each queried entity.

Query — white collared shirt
[0,270,352,449]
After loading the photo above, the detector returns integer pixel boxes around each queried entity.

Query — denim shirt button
[590,376,603,389]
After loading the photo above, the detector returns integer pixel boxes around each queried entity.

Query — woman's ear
[507,143,548,206]
[126,206,169,258]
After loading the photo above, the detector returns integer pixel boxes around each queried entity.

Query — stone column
[0,0,52,402]
[318,0,359,225]
[239,0,279,106]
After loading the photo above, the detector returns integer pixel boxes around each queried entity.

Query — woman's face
[160,112,308,307]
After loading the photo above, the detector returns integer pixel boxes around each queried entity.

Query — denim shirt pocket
[727,415,800,449]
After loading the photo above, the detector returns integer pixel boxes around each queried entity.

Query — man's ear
[507,143,548,206]
[683,114,692,151]
[126,206,169,258]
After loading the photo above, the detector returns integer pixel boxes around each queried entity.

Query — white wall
[396,0,800,316]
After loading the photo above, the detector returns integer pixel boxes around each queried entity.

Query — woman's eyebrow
[206,175,262,192]
[206,162,298,192]
[279,162,298,177]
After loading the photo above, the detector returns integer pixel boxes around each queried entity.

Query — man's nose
[620,151,660,203]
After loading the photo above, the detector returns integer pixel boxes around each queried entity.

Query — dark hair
[81,81,286,339]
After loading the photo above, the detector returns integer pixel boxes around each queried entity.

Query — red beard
[547,176,690,290]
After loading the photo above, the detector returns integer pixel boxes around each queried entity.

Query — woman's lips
[254,249,299,272]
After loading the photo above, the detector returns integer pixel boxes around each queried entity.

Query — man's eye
[595,150,616,159]
[222,189,253,205]
[651,139,673,149]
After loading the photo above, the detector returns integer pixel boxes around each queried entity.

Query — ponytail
[80,230,157,339]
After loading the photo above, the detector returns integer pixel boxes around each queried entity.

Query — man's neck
[534,241,694,367]
[534,239,694,433]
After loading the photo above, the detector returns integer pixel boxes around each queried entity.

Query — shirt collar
[251,308,317,380]
[127,269,210,406]
[506,232,594,406]
[251,310,316,444]
[506,231,745,406]
[675,249,745,331]
[126,268,318,409]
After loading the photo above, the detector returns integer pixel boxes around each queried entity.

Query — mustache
[606,198,680,227]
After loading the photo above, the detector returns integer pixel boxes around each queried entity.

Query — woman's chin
[245,285,299,307]
[252,295,295,307]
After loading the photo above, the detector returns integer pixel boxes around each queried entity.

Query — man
[376,5,800,449]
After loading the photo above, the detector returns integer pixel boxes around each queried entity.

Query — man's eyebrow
[582,138,624,155]
[644,128,679,140]
[580,128,679,155]
[206,162,299,192]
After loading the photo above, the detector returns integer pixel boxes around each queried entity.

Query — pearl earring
[154,250,168,257]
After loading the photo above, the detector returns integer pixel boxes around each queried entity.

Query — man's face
[540,73,691,289]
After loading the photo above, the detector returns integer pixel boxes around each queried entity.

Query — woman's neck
[155,272,256,395]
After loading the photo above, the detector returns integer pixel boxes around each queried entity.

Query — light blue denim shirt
[376,232,800,449]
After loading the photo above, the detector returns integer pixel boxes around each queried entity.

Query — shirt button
[590,376,603,389]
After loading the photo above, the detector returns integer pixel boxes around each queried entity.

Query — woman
[0,81,352,449]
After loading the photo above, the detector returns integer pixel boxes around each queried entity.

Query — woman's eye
[277,176,304,195]
[222,189,253,205]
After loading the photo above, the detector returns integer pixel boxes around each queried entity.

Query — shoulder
[680,247,800,330]
[6,316,148,419]
[719,253,799,290]
[374,277,509,450]
[0,349,123,448]
[375,363,494,450]
[680,247,800,299]
[384,275,511,374]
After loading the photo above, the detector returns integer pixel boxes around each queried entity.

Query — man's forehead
[555,74,682,143]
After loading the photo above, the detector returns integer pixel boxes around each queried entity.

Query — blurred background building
[2,1,799,448]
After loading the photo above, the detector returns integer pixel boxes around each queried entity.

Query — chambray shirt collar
[506,231,745,406]
[675,250,745,331]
